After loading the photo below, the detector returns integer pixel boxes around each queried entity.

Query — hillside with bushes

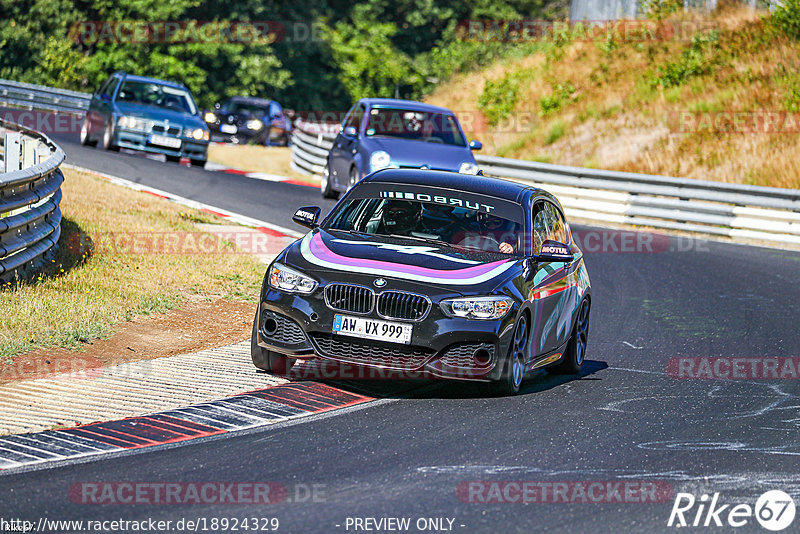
[426,2,800,189]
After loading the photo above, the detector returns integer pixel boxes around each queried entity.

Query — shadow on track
[259,358,609,400]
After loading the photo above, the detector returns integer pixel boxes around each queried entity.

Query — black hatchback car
[252,169,591,395]
[203,96,291,146]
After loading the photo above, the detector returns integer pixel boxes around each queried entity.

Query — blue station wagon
[80,72,209,166]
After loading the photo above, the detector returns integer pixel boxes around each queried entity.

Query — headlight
[459,162,479,175]
[370,150,391,171]
[185,128,207,140]
[246,119,263,131]
[203,112,217,123]
[268,262,317,294]
[117,116,149,130]
[440,296,513,320]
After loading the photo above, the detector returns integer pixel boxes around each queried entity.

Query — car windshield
[365,108,466,146]
[325,197,523,256]
[116,81,197,114]
[226,101,269,116]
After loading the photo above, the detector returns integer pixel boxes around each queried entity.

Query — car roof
[118,73,186,89]
[228,96,274,107]
[362,169,541,204]
[357,98,452,114]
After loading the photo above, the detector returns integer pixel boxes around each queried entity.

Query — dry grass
[207,144,319,184]
[0,167,266,360]
[425,7,800,188]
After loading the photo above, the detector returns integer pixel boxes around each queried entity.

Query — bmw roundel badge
[374,278,387,288]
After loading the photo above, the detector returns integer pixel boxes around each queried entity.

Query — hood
[365,137,475,171]
[283,230,520,291]
[115,102,204,129]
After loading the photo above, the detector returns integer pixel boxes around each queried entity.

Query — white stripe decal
[300,234,516,285]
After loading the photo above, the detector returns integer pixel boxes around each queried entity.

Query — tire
[165,155,181,163]
[320,163,338,199]
[80,118,97,147]
[102,121,119,151]
[488,313,528,396]
[250,309,293,376]
[190,158,205,168]
[549,299,590,375]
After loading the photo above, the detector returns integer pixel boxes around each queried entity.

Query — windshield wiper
[385,234,452,248]
[328,229,373,237]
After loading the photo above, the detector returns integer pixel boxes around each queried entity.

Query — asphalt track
[1,134,799,533]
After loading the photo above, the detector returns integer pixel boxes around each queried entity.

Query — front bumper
[115,128,208,161]
[255,287,517,382]
[209,129,258,144]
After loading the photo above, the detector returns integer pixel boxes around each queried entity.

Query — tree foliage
[0,0,568,110]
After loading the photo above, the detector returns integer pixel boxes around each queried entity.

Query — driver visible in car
[476,212,516,254]
[376,200,422,237]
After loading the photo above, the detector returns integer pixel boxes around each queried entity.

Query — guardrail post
[4,132,21,172]
[22,137,35,168]
[34,142,49,165]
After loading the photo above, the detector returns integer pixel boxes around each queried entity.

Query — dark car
[80,71,209,166]
[252,169,591,395]
[203,96,291,146]
[321,98,482,199]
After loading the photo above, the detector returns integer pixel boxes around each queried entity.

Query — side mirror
[469,140,482,151]
[537,240,573,263]
[101,93,111,102]
[343,126,357,137]
[292,206,321,229]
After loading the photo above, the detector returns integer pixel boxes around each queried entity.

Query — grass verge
[0,167,266,361]
[206,143,319,185]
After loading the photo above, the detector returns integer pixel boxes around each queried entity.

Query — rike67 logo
[668,490,796,531]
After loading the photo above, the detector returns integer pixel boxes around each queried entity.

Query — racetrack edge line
[61,163,305,239]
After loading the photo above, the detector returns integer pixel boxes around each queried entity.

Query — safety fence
[0,78,91,115]
[290,119,800,246]
[0,119,66,281]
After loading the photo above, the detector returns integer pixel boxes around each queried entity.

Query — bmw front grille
[324,284,374,314]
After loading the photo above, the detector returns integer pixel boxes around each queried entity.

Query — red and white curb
[0,381,373,471]
[203,160,316,188]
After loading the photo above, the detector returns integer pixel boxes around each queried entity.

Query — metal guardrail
[0,78,91,115]
[290,119,800,246]
[0,119,66,281]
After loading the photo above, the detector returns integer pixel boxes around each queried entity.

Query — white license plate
[333,315,412,345]
[220,124,237,134]
[150,134,181,149]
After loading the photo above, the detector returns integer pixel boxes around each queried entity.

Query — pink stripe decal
[305,233,514,282]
